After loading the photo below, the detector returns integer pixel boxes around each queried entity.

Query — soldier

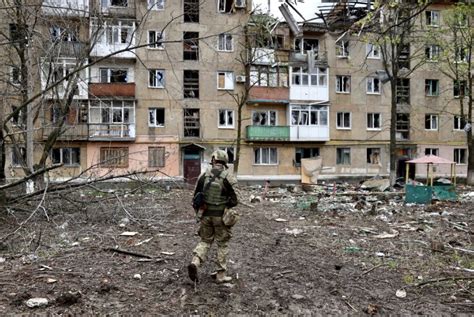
[188,149,238,283]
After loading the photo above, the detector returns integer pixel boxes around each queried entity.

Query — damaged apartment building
[1,0,471,185]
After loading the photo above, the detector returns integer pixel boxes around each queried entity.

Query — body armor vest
[203,169,229,211]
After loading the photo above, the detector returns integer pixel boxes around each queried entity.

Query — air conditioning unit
[235,0,246,9]
[235,75,246,83]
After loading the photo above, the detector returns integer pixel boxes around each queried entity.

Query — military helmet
[211,149,229,164]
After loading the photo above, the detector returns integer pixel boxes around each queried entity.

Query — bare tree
[425,3,474,184]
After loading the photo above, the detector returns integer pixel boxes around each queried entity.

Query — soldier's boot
[187,256,200,282]
[216,271,232,283]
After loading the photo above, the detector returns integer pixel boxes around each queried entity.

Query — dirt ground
[0,183,473,315]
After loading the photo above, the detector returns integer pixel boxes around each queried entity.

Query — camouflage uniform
[189,158,238,282]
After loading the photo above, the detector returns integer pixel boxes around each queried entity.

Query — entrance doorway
[183,146,202,184]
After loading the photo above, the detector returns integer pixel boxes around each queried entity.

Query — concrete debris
[285,228,303,236]
[361,179,390,192]
[291,294,305,300]
[275,218,288,222]
[395,289,407,298]
[0,257,5,263]
[373,230,399,239]
[133,274,142,280]
[249,195,262,203]
[26,298,49,308]
[46,278,57,284]
[120,232,138,236]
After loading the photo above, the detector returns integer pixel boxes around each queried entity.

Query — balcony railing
[89,123,135,140]
[290,50,328,66]
[246,126,290,141]
[49,42,88,57]
[249,86,289,102]
[89,83,135,97]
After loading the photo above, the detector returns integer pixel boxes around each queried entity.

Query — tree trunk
[389,79,398,185]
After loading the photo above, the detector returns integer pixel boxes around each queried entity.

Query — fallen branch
[359,263,385,277]
[104,247,152,259]
[414,276,474,287]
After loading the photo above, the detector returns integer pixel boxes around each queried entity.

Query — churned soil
[0,184,473,315]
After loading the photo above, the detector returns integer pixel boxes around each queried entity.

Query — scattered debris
[120,232,138,236]
[396,289,407,298]
[291,294,305,300]
[104,247,152,259]
[285,228,303,236]
[160,251,175,256]
[46,278,57,284]
[133,273,142,280]
[361,178,390,192]
[25,298,49,308]
[134,237,153,246]
[373,230,399,239]
[274,218,288,222]
[55,291,81,306]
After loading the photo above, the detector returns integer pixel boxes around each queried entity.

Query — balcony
[290,125,329,141]
[42,0,89,16]
[249,86,289,103]
[290,50,328,66]
[89,83,135,97]
[89,123,135,141]
[49,42,88,58]
[42,124,89,141]
[246,126,290,141]
[252,48,275,65]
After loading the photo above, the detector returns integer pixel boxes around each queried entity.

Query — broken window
[366,77,380,94]
[148,30,164,49]
[251,66,287,87]
[425,45,440,61]
[396,113,410,140]
[184,70,199,98]
[148,0,164,10]
[336,75,351,93]
[184,0,199,23]
[148,108,165,127]
[336,148,351,165]
[218,109,234,128]
[455,47,468,63]
[453,80,467,98]
[218,33,233,51]
[10,66,20,85]
[184,108,200,137]
[291,105,328,126]
[425,79,439,96]
[110,0,127,7]
[219,147,235,164]
[425,148,439,156]
[425,114,438,130]
[217,71,234,90]
[398,44,410,69]
[11,106,24,125]
[336,112,351,129]
[367,113,382,130]
[52,147,80,166]
[252,110,277,126]
[50,26,78,42]
[291,67,326,87]
[254,147,277,165]
[295,148,319,167]
[100,68,128,83]
[367,43,380,59]
[105,20,134,45]
[218,0,234,13]
[100,147,129,167]
[183,32,199,60]
[148,147,165,167]
[295,38,318,53]
[396,78,410,104]
[149,69,165,88]
[454,115,466,131]
[367,148,381,165]
[454,148,467,164]
[336,40,349,58]
[425,10,440,27]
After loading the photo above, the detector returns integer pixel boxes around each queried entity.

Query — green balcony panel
[246,126,290,141]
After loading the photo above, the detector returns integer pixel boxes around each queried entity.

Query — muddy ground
[0,183,473,315]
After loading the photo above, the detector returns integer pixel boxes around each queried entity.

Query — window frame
[218,109,235,129]
[367,112,382,130]
[454,148,467,164]
[219,146,235,164]
[367,148,381,165]
[252,110,277,126]
[147,30,164,49]
[336,40,349,58]
[425,79,439,96]
[336,75,351,93]
[148,69,165,88]
[425,114,439,131]
[148,107,165,127]
[290,104,328,127]
[366,43,380,59]
[254,147,278,165]
[336,147,351,165]
[148,0,165,10]
[425,10,440,27]
[218,33,233,52]
[366,77,381,94]
[217,71,235,90]
[336,112,351,130]
[425,44,440,61]
[99,67,129,83]
[148,146,166,167]
[453,80,467,98]
[453,115,466,131]
[424,148,439,156]
[295,147,320,167]
[218,0,234,13]
[51,147,81,166]
[99,147,129,168]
